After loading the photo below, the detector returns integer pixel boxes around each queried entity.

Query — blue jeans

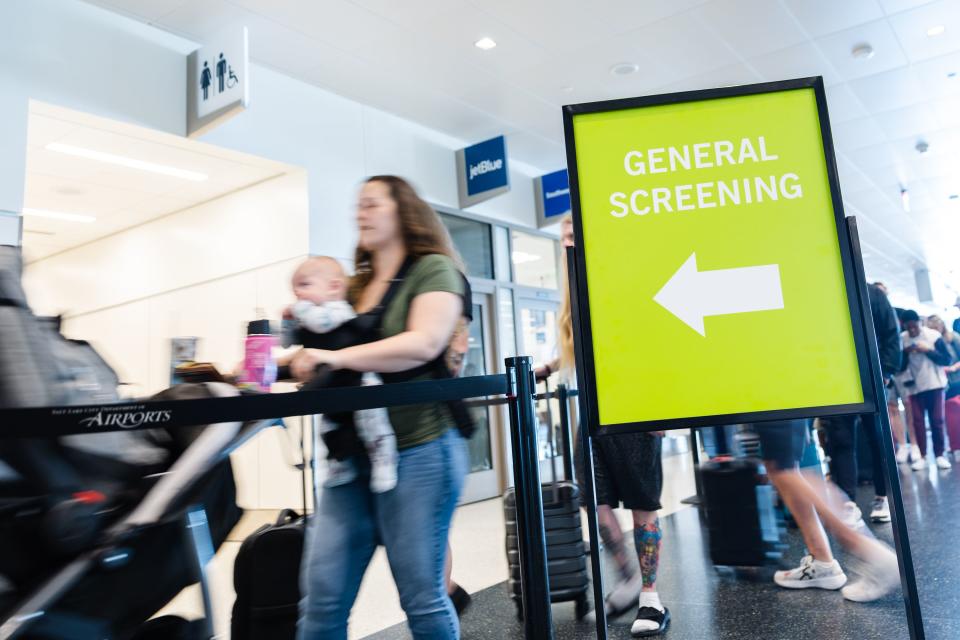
[298,428,467,640]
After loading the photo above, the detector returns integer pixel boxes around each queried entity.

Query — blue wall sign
[457,136,510,207]
[535,169,571,228]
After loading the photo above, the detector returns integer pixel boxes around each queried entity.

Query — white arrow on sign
[653,253,784,336]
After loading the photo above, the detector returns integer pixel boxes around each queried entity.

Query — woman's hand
[291,348,341,381]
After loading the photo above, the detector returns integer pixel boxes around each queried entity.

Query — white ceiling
[22,101,292,261]
[84,0,960,307]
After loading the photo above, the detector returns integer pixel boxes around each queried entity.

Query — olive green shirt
[381,254,464,449]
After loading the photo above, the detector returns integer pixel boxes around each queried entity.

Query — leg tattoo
[633,519,662,590]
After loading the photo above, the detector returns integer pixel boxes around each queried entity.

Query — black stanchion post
[505,356,554,640]
[557,384,575,483]
[565,247,609,640]
[845,217,925,639]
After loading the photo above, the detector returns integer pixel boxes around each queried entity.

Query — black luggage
[502,380,589,620]
[700,457,783,567]
[231,509,305,640]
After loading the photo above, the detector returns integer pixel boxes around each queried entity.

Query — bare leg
[597,504,634,580]
[445,541,453,594]
[632,510,661,592]
[767,467,834,562]
[888,401,906,447]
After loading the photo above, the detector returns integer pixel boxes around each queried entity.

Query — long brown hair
[349,175,462,301]
[557,215,575,372]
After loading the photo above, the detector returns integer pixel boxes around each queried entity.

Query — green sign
[566,80,868,429]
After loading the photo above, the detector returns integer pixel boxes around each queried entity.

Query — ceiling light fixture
[45,142,208,181]
[927,25,946,37]
[474,37,497,50]
[851,43,875,60]
[22,207,96,223]
[610,62,639,76]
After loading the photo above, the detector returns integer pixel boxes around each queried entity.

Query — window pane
[511,230,558,289]
[439,213,493,279]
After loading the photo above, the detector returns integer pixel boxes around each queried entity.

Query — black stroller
[0,245,278,639]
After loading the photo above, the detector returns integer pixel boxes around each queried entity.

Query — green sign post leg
[845,216,925,640]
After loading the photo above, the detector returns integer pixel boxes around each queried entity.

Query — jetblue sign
[456,136,510,207]
[535,169,571,228]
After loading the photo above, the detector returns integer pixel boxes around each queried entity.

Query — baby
[283,256,397,493]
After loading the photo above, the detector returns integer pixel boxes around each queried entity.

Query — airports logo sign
[457,136,510,207]
[566,80,865,428]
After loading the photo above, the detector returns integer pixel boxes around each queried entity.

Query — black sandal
[631,606,670,637]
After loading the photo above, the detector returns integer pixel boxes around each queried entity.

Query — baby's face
[293,265,346,304]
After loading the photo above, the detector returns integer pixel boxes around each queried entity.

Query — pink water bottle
[239,318,277,392]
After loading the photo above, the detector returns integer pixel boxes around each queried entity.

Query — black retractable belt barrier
[0,374,508,438]
[505,356,554,640]
[557,385,575,483]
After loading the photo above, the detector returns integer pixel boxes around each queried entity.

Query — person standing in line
[900,310,952,471]
[926,315,960,399]
[293,176,468,640]
[538,214,670,637]
[872,284,911,465]
[820,282,902,525]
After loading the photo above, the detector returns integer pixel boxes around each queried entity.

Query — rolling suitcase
[946,396,960,454]
[502,380,589,620]
[231,509,305,640]
[700,457,783,567]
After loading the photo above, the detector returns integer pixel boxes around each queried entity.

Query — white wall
[0,0,189,214]
[0,0,542,251]
[23,172,312,509]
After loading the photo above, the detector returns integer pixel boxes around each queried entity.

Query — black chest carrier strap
[359,255,476,438]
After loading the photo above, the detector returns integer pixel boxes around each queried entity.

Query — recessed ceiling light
[45,142,208,181]
[474,37,497,50]
[561,86,575,93]
[851,43,875,60]
[610,62,639,76]
[927,25,946,37]
[22,207,96,223]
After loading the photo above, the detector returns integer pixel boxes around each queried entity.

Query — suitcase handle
[276,509,301,525]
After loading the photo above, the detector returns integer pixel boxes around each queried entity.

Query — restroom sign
[564,77,872,431]
[188,26,249,137]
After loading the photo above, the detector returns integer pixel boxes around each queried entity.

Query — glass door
[517,297,567,480]
[459,292,503,503]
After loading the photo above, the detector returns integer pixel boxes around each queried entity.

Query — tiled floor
[367,458,960,640]
[154,449,697,638]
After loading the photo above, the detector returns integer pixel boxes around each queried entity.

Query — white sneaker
[870,496,891,523]
[842,542,900,602]
[605,572,644,617]
[896,445,911,464]
[774,555,847,590]
[936,455,952,470]
[910,445,922,463]
[911,457,928,471]
[841,501,867,530]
